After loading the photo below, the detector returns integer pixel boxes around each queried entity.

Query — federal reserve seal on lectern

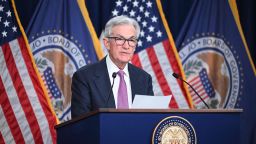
[152,116,196,144]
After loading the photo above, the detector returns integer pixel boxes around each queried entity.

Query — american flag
[110,0,192,108]
[188,68,215,106]
[0,1,57,143]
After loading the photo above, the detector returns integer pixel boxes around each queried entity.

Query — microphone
[172,72,210,109]
[105,72,117,107]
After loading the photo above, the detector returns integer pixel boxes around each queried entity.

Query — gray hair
[104,15,140,38]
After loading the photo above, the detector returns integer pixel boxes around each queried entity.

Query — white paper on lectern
[131,95,172,109]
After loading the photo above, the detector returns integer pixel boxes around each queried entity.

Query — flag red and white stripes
[0,1,57,143]
[132,40,190,108]
[0,37,57,144]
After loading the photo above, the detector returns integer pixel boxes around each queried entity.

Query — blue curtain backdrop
[13,0,256,143]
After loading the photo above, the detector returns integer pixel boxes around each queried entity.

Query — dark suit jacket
[71,57,154,118]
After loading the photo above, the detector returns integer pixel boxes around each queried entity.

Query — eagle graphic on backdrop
[197,52,229,107]
[30,33,91,121]
[180,35,241,109]
[41,51,73,108]
[34,47,76,120]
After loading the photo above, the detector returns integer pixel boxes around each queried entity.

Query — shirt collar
[106,55,129,76]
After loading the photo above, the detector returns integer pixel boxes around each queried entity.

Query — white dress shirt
[106,55,132,108]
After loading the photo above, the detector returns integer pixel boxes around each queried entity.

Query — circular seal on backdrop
[29,30,91,121]
[179,34,243,109]
[152,116,196,144]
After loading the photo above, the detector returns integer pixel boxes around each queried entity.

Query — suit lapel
[93,58,115,107]
[129,64,140,102]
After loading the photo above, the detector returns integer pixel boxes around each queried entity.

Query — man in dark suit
[71,16,154,118]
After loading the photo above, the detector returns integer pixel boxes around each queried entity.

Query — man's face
[103,24,137,68]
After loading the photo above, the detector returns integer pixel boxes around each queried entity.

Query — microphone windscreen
[112,72,117,78]
[172,73,179,79]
